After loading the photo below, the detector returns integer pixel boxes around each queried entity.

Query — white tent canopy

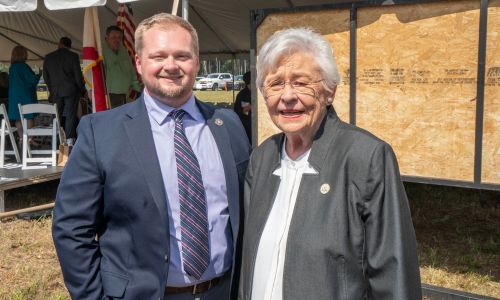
[0,0,350,64]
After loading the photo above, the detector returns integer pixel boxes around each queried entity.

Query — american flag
[116,4,141,100]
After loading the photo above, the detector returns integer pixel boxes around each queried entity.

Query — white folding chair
[18,103,64,169]
[0,104,21,167]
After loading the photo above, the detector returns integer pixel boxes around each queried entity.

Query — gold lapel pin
[215,118,224,126]
[320,183,330,194]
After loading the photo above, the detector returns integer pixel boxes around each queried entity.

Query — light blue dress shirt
[144,90,232,286]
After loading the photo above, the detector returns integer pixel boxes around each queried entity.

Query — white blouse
[251,145,318,300]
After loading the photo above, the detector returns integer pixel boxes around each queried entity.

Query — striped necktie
[170,109,210,279]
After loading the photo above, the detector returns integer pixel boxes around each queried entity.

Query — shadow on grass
[405,182,500,280]
[4,180,60,212]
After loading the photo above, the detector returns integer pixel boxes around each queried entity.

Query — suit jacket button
[164,255,169,262]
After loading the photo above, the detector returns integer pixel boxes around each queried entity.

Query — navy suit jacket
[52,96,250,299]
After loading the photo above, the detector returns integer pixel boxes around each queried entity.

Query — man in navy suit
[52,13,249,300]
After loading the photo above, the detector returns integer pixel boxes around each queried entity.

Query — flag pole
[172,0,179,15]
[91,8,110,111]
[182,0,188,19]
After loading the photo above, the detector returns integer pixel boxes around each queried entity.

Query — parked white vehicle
[193,76,205,90]
[194,73,233,90]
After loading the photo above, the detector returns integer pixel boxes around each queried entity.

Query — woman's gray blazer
[239,107,421,300]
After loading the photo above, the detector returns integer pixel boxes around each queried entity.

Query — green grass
[194,90,237,108]
[36,89,236,106]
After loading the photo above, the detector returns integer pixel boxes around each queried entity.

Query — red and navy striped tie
[171,109,210,279]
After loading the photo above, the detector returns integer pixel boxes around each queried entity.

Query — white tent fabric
[0,0,37,12]
[0,0,349,64]
[44,0,106,11]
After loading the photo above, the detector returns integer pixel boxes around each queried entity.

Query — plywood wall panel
[256,9,351,144]
[356,1,480,181]
[255,0,500,186]
[482,0,500,184]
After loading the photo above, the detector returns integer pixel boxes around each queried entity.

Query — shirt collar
[104,42,122,55]
[272,137,318,176]
[143,89,202,125]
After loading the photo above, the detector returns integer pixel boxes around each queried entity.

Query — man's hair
[256,27,340,92]
[59,37,72,48]
[106,25,124,36]
[243,71,251,85]
[134,13,199,58]
[11,45,27,63]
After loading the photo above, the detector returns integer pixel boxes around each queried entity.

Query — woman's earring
[327,97,333,104]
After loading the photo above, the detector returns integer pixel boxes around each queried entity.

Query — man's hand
[242,101,251,114]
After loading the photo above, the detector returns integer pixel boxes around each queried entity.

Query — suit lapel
[196,100,240,242]
[308,106,341,172]
[123,98,168,226]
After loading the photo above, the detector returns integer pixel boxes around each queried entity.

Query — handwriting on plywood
[357,68,483,86]
[486,67,500,86]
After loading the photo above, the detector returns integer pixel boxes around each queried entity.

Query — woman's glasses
[263,79,324,100]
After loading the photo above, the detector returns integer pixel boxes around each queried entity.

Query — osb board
[482,0,500,184]
[256,9,351,144]
[356,0,480,181]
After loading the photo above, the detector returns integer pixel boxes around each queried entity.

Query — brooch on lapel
[214,118,224,126]
[320,183,330,194]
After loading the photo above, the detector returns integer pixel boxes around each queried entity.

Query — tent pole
[182,0,189,20]
[171,0,179,15]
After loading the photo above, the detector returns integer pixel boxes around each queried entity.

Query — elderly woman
[238,28,421,300]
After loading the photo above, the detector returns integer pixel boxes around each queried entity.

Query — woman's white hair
[256,27,340,93]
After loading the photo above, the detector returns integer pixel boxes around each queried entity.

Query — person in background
[53,13,249,300]
[239,28,421,300]
[233,71,252,143]
[8,45,40,141]
[0,72,8,109]
[103,25,141,108]
[43,37,87,145]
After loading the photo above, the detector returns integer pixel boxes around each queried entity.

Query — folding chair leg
[22,132,28,169]
[9,130,20,163]
[0,105,21,168]
[51,122,57,166]
[0,120,5,168]
[26,138,32,158]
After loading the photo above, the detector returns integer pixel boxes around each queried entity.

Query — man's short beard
[150,83,189,99]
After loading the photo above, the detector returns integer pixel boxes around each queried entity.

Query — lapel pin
[215,118,224,126]
[320,183,330,194]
